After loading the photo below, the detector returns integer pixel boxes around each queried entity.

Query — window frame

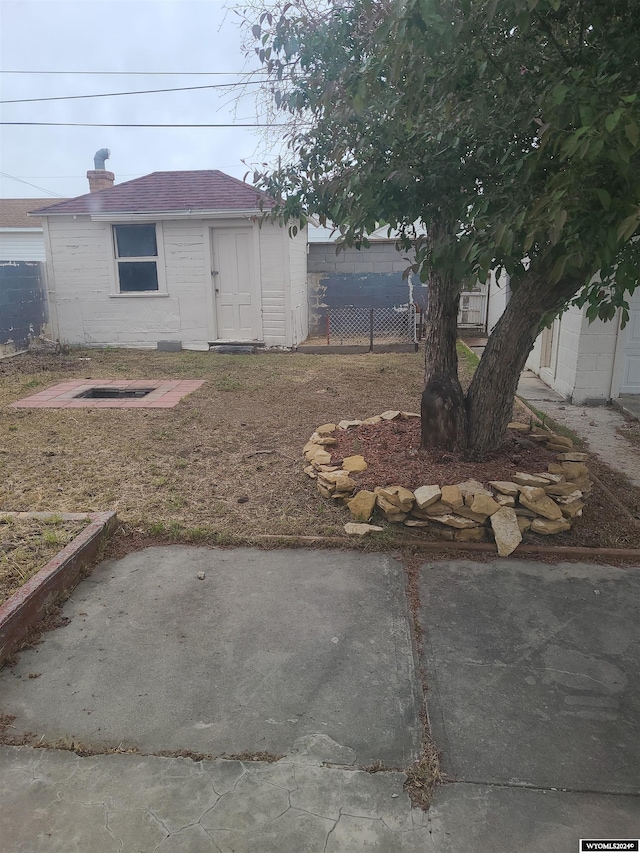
[110,222,167,296]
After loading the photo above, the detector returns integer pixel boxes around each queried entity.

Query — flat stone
[514,507,537,518]
[457,479,492,498]
[400,411,420,418]
[441,484,464,509]
[556,452,588,462]
[545,480,583,496]
[414,485,442,509]
[548,442,575,453]
[338,420,362,430]
[316,423,337,435]
[530,517,571,534]
[455,527,487,542]
[314,436,338,446]
[379,509,407,523]
[457,507,492,523]
[318,483,334,498]
[303,440,317,454]
[518,485,547,502]
[532,425,553,435]
[404,519,432,527]
[412,501,452,518]
[507,422,531,432]
[361,415,382,425]
[317,471,346,484]
[341,455,368,473]
[519,493,564,521]
[513,472,552,488]
[333,475,357,494]
[470,494,501,517]
[560,500,585,519]
[516,516,532,532]
[548,462,564,474]
[376,495,408,522]
[535,472,564,483]
[496,494,515,507]
[490,507,522,557]
[344,522,384,536]
[379,410,401,420]
[555,491,583,503]
[561,461,589,480]
[376,485,414,512]
[489,481,519,497]
[347,490,377,523]
[304,444,328,461]
[308,449,332,467]
[430,514,481,529]
[547,434,573,449]
[303,465,317,479]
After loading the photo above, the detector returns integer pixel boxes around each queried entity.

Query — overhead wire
[0,171,66,197]
[0,80,270,105]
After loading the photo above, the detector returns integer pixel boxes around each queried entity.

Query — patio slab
[419,559,640,793]
[0,547,421,767]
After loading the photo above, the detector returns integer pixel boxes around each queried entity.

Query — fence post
[369,308,374,352]
[326,313,330,346]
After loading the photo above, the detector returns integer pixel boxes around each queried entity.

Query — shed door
[211,228,259,341]
[618,290,640,394]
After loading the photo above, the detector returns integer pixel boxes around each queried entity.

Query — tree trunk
[465,271,582,456]
[420,269,466,451]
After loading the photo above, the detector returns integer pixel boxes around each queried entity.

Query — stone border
[0,511,118,667]
[302,414,590,557]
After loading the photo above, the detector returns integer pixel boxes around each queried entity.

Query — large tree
[245,0,640,456]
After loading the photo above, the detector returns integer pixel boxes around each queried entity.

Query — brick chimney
[87,169,115,193]
[87,148,114,192]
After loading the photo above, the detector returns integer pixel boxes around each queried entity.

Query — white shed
[32,170,308,350]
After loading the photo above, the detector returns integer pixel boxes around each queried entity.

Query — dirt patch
[0,515,88,603]
[331,419,558,489]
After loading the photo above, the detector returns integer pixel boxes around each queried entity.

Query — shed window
[113,224,159,292]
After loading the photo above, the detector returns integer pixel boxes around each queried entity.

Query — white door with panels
[210,228,259,341]
[618,289,640,394]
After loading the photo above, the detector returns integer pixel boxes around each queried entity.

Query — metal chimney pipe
[93,148,111,169]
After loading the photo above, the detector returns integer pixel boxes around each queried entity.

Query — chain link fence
[319,306,421,348]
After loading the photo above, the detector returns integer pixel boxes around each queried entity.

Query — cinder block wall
[307,241,427,335]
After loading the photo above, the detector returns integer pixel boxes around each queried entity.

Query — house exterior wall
[0,230,46,262]
[45,215,298,349]
[487,269,510,334]
[526,303,620,403]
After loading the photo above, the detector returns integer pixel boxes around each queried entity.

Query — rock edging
[302,414,589,556]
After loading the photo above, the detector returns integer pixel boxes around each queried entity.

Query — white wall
[287,224,308,346]
[487,269,510,334]
[45,215,298,349]
[0,229,45,261]
[526,303,620,403]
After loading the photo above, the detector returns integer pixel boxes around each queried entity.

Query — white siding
[45,215,301,350]
[0,230,46,261]
[527,304,619,403]
[46,216,210,349]
[487,269,510,334]
[258,222,289,346]
[287,224,308,346]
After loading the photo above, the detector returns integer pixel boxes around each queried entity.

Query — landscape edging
[0,511,118,667]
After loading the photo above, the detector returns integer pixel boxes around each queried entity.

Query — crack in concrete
[322,809,341,853]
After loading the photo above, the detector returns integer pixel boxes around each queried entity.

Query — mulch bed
[330,418,640,550]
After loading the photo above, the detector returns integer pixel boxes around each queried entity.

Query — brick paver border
[11,379,205,409]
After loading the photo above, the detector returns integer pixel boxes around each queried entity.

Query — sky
[0,0,278,200]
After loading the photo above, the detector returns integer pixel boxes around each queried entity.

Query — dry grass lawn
[0,515,88,604]
[1,348,434,540]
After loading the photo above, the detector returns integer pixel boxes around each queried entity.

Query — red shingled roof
[0,198,68,227]
[30,171,275,216]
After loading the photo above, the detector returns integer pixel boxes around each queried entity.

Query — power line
[0,70,264,76]
[0,171,66,197]
[1,122,281,128]
[0,80,269,105]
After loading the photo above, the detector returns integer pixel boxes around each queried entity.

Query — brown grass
[0,349,426,539]
[0,515,87,603]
